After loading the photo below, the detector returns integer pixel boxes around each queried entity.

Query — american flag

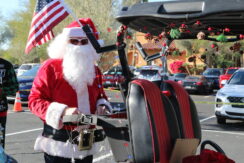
[25,0,69,54]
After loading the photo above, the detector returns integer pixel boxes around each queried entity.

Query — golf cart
[63,0,243,162]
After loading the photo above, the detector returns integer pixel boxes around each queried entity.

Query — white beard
[62,43,99,94]
[62,43,99,114]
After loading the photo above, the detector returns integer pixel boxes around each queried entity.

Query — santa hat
[63,18,99,39]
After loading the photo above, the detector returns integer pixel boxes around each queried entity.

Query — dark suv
[202,68,225,89]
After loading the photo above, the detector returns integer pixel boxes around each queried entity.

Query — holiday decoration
[170,28,181,39]
[195,20,201,25]
[208,27,213,31]
[197,31,206,40]
[224,28,230,33]
[232,42,241,52]
[216,34,227,42]
[179,24,188,32]
[211,43,217,48]
[239,34,244,39]
[145,33,153,40]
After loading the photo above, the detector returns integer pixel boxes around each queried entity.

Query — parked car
[136,65,163,81]
[102,66,136,89]
[102,66,125,89]
[219,67,240,88]
[179,75,214,94]
[16,63,40,76]
[7,65,41,102]
[202,68,225,89]
[215,68,244,124]
[171,73,188,82]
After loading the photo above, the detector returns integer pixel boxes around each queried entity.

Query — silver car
[136,65,163,81]
[215,68,244,124]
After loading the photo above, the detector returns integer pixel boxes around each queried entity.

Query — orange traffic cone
[13,91,23,112]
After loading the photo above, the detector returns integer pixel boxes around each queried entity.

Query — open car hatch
[116,0,244,37]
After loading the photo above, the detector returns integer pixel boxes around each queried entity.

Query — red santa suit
[28,58,112,159]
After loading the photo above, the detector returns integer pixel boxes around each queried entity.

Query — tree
[4,0,47,64]
[0,13,14,58]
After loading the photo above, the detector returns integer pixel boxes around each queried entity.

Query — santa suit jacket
[28,59,112,159]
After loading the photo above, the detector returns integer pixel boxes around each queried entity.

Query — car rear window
[227,69,238,75]
[140,70,158,76]
[107,70,122,75]
[203,69,221,76]
[175,73,187,78]
[228,71,244,85]
[21,66,40,77]
[19,65,32,70]
[186,76,200,80]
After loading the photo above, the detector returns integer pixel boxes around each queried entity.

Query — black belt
[42,124,106,146]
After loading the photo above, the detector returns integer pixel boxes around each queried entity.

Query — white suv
[215,68,244,124]
[17,63,40,76]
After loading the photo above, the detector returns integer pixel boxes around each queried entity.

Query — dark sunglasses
[69,38,89,45]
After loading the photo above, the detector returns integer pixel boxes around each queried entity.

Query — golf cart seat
[126,79,181,162]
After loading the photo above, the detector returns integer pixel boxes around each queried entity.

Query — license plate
[185,86,192,89]
[105,81,111,84]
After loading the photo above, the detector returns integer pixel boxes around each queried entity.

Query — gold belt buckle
[78,129,94,150]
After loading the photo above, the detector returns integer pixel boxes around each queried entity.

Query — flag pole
[60,0,84,28]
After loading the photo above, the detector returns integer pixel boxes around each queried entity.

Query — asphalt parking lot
[4,89,244,163]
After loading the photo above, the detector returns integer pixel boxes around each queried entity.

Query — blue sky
[0,0,28,19]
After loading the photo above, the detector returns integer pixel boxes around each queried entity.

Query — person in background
[0,58,19,148]
[28,18,112,163]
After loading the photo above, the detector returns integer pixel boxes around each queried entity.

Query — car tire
[208,88,213,94]
[217,116,226,124]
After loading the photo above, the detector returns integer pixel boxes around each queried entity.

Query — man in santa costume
[28,18,112,163]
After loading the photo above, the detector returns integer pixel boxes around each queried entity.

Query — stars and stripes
[25,0,69,54]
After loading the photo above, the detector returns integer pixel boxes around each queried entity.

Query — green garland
[170,28,181,39]
[216,34,227,42]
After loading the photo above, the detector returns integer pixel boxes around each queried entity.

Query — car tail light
[178,80,183,85]
[162,90,171,97]
[196,82,203,85]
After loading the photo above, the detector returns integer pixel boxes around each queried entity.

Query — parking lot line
[202,129,244,136]
[200,115,215,123]
[93,151,113,162]
[6,128,42,136]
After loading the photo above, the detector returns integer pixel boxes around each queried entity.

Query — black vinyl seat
[126,79,181,162]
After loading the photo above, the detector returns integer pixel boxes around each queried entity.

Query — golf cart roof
[116,0,244,37]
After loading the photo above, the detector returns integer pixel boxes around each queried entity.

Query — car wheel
[208,87,213,94]
[217,116,226,124]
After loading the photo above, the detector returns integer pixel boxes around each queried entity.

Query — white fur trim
[96,98,113,112]
[46,102,68,129]
[34,135,102,159]
[63,27,86,38]
[77,86,90,114]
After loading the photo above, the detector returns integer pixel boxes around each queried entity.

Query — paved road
[4,90,243,163]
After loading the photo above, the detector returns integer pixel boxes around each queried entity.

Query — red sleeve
[28,62,54,121]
